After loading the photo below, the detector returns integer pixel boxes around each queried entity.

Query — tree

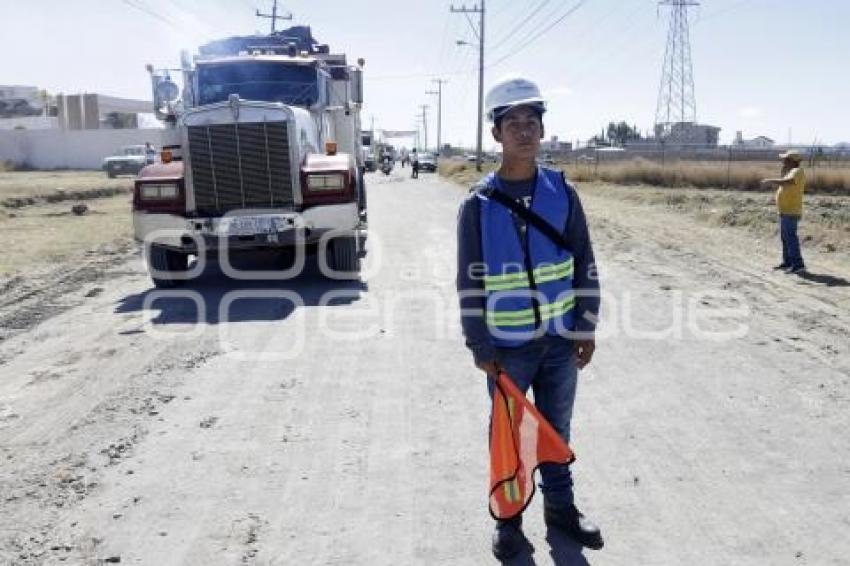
[605,121,641,146]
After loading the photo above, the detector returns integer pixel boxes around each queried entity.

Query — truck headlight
[140,183,179,200]
[306,174,345,191]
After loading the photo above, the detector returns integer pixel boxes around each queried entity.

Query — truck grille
[187,121,294,214]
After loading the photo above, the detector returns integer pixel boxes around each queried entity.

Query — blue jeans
[780,214,804,269]
[489,335,578,510]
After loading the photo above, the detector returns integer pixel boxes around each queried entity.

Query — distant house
[55,93,153,130]
[832,142,850,156]
[0,85,44,116]
[541,135,572,152]
[0,89,162,169]
[0,86,154,131]
[733,131,775,149]
[663,122,721,147]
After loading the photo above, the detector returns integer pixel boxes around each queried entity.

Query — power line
[487,0,516,19]
[487,0,588,69]
[434,12,456,79]
[160,0,232,38]
[488,0,566,62]
[121,0,182,30]
[562,1,656,90]
[694,0,753,25]
[486,0,538,47]
[488,0,552,53]
[538,0,635,65]
[368,69,470,82]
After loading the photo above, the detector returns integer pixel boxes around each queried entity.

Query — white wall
[0,116,58,130]
[0,128,169,169]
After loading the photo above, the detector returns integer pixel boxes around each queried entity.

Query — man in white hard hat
[761,150,807,274]
[456,76,603,559]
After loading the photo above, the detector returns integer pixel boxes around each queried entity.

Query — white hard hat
[485,76,546,121]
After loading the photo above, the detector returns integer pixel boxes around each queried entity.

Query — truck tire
[148,245,189,288]
[107,170,116,179]
[328,236,359,279]
[357,169,367,217]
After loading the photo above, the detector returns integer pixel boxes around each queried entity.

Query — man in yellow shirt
[762,150,806,274]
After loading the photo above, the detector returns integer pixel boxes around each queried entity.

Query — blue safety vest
[476,167,575,347]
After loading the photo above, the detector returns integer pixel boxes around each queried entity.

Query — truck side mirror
[350,68,363,105]
[151,74,181,121]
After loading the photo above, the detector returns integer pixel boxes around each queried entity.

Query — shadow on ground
[115,251,367,326]
[795,270,850,287]
[497,528,589,566]
[545,527,591,566]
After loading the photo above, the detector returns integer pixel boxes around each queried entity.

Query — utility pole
[418,104,430,151]
[256,0,292,34]
[451,1,485,171]
[426,79,448,156]
[413,120,422,150]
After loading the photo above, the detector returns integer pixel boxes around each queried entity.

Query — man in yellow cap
[762,150,806,274]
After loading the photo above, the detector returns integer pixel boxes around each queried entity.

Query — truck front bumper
[133,202,360,253]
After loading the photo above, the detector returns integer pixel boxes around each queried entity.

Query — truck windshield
[198,62,319,106]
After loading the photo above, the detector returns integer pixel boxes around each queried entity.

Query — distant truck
[135,26,367,287]
[361,130,376,172]
[103,145,148,178]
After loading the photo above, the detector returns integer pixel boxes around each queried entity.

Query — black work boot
[492,516,530,560]
[543,503,604,550]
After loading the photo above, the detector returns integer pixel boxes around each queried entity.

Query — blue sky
[2,0,848,149]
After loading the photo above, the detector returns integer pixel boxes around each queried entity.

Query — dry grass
[563,158,850,195]
[438,159,850,265]
[0,170,133,207]
[440,157,850,195]
[0,171,135,276]
[0,194,133,276]
[582,183,850,258]
[438,160,497,188]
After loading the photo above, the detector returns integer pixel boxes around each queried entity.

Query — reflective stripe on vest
[477,167,576,347]
[483,258,574,292]
[486,293,576,326]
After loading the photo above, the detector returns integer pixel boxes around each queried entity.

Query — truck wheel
[148,245,188,288]
[328,236,359,279]
[107,170,116,178]
[357,169,367,215]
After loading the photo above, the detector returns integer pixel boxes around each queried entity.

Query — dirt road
[1,168,848,565]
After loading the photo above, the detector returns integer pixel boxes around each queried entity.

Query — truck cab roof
[196,54,322,66]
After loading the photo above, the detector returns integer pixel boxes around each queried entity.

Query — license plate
[217,215,287,236]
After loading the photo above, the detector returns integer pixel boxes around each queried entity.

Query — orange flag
[489,371,576,520]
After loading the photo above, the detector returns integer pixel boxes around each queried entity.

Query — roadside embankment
[439,160,850,268]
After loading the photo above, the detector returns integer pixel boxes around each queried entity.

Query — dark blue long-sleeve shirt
[456,169,600,365]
